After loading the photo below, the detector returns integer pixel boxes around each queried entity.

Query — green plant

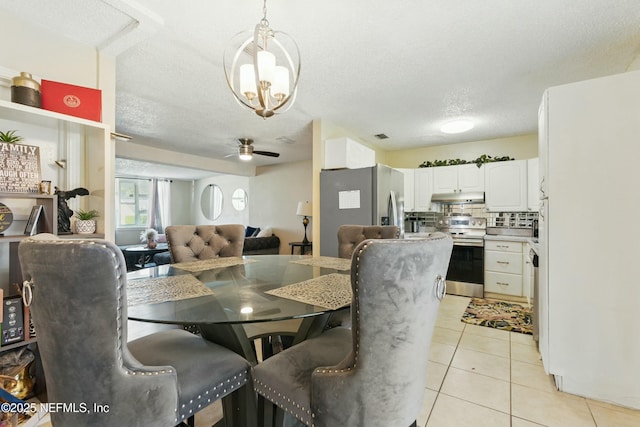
[0,130,24,143]
[74,209,100,220]
[419,154,514,168]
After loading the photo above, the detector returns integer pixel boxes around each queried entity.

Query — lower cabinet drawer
[485,251,523,274]
[485,271,523,296]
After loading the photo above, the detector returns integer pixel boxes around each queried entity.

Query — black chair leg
[257,394,274,427]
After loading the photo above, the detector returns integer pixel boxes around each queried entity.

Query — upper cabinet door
[485,160,528,212]
[413,168,433,211]
[398,168,415,212]
[432,165,459,193]
[432,164,484,193]
[458,164,485,192]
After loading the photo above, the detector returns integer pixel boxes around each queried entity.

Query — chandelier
[224,0,301,118]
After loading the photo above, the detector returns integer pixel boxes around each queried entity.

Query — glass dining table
[127,254,352,366]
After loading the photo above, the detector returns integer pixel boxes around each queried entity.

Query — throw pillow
[245,226,260,237]
[256,227,273,238]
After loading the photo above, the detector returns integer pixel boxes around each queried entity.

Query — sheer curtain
[147,179,171,233]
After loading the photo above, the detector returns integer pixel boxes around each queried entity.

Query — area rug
[461,298,533,335]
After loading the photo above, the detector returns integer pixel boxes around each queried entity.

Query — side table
[122,243,169,270]
[289,241,312,255]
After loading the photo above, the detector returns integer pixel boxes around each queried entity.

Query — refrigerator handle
[389,190,398,227]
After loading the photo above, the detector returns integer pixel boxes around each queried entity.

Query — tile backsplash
[405,204,538,230]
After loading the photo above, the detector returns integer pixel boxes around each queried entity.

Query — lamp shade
[296,201,312,217]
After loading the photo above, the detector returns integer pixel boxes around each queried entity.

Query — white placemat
[127,275,213,306]
[171,257,256,272]
[290,256,351,271]
[265,273,352,310]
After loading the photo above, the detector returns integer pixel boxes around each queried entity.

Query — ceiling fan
[234,138,280,161]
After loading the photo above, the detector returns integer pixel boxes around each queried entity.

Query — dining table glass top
[126,255,352,325]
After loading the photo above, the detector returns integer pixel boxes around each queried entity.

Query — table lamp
[296,201,312,244]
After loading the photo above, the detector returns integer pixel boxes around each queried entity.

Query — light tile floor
[418,295,640,427]
[193,294,640,426]
[69,295,639,427]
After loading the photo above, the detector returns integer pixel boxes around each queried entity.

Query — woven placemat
[171,257,256,273]
[127,275,213,306]
[290,256,351,271]
[265,273,352,310]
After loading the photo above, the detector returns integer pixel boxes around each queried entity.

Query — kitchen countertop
[404,232,539,253]
[404,232,435,239]
[484,234,532,243]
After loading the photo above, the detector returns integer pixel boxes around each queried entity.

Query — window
[115,178,150,227]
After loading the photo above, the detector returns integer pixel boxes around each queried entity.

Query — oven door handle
[452,241,485,247]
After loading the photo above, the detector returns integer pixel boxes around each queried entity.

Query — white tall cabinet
[539,71,640,409]
[432,164,484,193]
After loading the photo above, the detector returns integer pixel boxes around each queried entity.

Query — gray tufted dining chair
[165,224,245,263]
[18,235,255,427]
[252,233,453,427]
[337,224,400,259]
[329,224,401,328]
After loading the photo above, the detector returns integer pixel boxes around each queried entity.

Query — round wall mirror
[231,188,248,211]
[201,184,223,220]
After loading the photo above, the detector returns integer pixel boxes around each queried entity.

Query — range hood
[431,192,485,204]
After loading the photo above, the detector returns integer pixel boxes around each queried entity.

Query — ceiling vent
[374,133,389,140]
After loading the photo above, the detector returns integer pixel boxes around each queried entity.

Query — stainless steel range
[437,214,486,297]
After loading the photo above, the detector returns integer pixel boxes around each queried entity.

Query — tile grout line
[424,313,468,427]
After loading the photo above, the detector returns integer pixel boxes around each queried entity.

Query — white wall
[193,175,250,226]
[249,160,313,254]
[0,9,116,288]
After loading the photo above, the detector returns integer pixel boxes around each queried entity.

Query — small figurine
[55,187,89,234]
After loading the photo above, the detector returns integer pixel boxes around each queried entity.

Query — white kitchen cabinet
[527,157,539,211]
[432,164,484,194]
[399,168,434,212]
[484,239,524,297]
[398,168,415,212]
[413,168,433,211]
[485,160,528,212]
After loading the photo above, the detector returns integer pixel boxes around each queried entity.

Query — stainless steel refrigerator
[320,164,404,257]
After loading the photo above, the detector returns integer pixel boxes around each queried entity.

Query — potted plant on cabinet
[74,209,99,234]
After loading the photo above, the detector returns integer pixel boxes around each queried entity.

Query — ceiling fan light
[238,145,253,161]
[441,119,475,134]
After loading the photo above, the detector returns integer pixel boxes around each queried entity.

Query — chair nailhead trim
[178,369,249,420]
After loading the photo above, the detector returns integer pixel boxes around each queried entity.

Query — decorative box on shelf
[41,79,102,122]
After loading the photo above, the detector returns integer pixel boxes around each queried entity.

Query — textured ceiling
[4,0,640,178]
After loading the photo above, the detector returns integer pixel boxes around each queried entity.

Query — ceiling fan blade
[253,150,280,157]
